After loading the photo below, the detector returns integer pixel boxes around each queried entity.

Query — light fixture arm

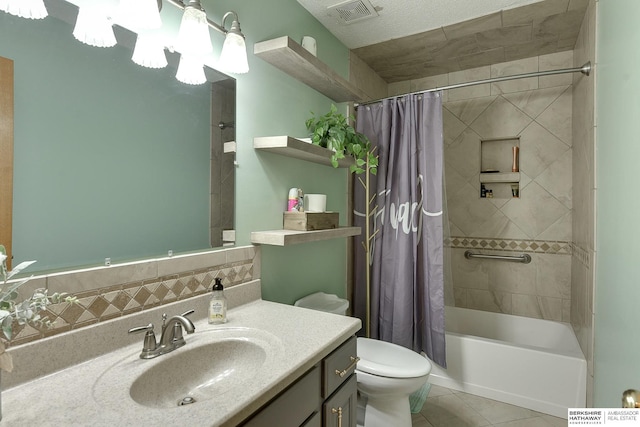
[221,11,244,39]
[165,0,228,35]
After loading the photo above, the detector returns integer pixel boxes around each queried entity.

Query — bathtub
[428,306,586,418]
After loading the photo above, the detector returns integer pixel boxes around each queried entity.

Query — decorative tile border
[10,260,254,346]
[445,236,572,255]
[572,243,591,269]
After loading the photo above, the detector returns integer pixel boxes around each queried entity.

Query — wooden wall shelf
[251,227,361,246]
[254,36,370,103]
[254,136,354,167]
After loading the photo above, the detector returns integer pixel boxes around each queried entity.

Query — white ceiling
[296,0,545,49]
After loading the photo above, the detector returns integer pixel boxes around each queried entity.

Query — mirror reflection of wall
[0,1,235,273]
[210,80,235,248]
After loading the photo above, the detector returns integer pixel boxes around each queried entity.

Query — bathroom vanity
[243,336,357,426]
[2,280,361,426]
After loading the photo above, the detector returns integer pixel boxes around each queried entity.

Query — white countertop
[1,286,361,426]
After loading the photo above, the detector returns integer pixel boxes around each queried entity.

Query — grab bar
[464,250,531,264]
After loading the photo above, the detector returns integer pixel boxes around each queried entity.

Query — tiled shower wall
[390,51,574,321]
[571,0,596,407]
[10,245,259,347]
[211,81,236,248]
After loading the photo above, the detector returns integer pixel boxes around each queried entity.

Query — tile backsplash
[9,245,259,347]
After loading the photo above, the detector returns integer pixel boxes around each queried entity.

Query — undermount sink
[93,326,284,410]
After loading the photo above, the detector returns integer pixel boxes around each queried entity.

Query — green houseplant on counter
[305,105,378,338]
[0,245,76,419]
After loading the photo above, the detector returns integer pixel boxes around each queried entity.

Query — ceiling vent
[327,0,379,25]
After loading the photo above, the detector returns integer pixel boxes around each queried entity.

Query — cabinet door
[302,412,322,427]
[242,365,321,427]
[323,374,357,427]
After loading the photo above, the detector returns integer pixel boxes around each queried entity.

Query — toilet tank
[294,292,349,315]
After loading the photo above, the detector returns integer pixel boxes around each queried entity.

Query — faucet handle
[128,323,154,334]
[181,309,195,317]
[128,323,157,359]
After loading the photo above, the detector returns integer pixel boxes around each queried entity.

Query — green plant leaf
[6,260,36,281]
[2,315,13,340]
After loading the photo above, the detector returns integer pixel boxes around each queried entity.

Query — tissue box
[283,212,339,231]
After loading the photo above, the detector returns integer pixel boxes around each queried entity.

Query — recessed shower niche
[479,137,520,199]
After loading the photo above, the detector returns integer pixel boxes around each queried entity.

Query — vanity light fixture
[176,54,206,85]
[0,0,48,19]
[175,0,213,56]
[115,0,167,69]
[218,11,249,74]
[166,0,249,76]
[132,33,168,69]
[73,5,117,48]
[1,0,249,82]
[116,0,163,31]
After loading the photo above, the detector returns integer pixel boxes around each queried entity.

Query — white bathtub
[428,306,586,418]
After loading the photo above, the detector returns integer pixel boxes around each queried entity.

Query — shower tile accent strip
[572,242,591,269]
[9,246,258,347]
[446,236,572,255]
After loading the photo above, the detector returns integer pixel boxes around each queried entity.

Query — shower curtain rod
[354,61,592,107]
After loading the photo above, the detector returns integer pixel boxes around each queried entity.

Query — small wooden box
[283,212,339,231]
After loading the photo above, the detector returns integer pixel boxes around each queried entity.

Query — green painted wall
[6,0,352,304]
[209,0,351,303]
[595,0,640,407]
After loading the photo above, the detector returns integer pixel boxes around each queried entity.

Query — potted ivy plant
[305,104,377,174]
[305,104,378,337]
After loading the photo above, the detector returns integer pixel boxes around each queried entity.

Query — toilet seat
[356,337,432,378]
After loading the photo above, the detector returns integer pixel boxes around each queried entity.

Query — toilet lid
[356,337,432,378]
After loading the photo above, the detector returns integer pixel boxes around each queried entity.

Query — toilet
[295,292,432,427]
[355,337,431,427]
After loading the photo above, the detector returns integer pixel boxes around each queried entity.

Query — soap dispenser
[208,278,227,324]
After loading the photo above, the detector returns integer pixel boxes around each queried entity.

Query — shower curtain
[354,92,446,368]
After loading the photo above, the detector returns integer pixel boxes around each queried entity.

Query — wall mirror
[0,0,235,275]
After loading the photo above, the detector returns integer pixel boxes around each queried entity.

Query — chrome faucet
[128,310,196,359]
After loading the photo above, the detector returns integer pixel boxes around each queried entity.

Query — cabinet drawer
[323,336,357,398]
[323,374,357,427]
[243,365,321,427]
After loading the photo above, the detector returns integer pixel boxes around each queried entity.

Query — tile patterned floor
[411,385,566,427]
